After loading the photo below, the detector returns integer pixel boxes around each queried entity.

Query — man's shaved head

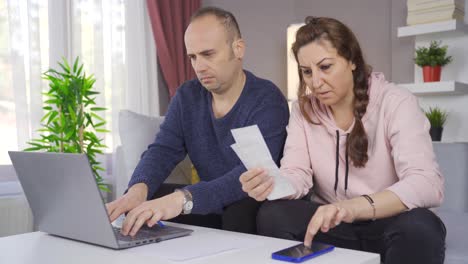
[190,6,241,43]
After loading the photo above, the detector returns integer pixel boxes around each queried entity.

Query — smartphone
[271,242,335,263]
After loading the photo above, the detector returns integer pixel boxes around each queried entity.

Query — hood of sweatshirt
[308,72,388,195]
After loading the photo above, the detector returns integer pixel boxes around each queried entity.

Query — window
[0,0,158,188]
[0,0,49,165]
[70,0,126,152]
[0,0,126,166]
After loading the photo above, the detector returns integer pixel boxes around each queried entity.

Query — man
[106,6,289,237]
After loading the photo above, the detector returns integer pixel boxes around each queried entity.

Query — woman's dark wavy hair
[292,16,372,167]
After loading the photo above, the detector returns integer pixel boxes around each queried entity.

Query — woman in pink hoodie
[240,17,445,263]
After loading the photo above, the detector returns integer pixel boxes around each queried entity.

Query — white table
[0,223,380,264]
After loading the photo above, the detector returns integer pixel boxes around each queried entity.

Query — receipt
[231,125,295,200]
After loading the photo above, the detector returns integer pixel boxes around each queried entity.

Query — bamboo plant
[25,57,110,192]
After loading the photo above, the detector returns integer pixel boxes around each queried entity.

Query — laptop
[8,151,193,249]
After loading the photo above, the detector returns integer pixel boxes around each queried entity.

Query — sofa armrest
[113,146,128,198]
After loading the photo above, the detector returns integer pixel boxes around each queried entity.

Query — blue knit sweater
[128,70,289,214]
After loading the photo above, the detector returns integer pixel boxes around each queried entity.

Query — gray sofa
[437,210,467,264]
[113,110,192,199]
[433,143,468,264]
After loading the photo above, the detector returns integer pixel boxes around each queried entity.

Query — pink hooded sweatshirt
[280,72,444,209]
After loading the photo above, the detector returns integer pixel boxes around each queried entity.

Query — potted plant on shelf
[424,106,448,141]
[414,40,452,82]
[25,57,111,194]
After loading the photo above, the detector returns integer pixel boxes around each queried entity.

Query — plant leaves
[415,40,453,67]
[40,111,53,123]
[98,184,111,193]
[94,166,106,171]
[68,105,77,122]
[95,129,110,133]
[91,113,105,122]
[73,56,79,73]
[77,64,84,76]
[23,147,43,151]
[47,111,58,125]
[58,61,70,74]
[93,122,106,128]
[90,107,106,111]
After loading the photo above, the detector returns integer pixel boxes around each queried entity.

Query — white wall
[202,0,296,94]
[202,0,394,95]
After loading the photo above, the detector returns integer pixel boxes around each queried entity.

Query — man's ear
[232,39,245,60]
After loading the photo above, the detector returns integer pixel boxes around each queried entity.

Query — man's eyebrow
[187,49,215,57]
[200,49,215,55]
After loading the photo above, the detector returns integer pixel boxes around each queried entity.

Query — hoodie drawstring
[334,131,339,195]
[345,133,349,195]
[334,130,350,196]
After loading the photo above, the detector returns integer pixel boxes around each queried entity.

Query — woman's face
[297,39,356,108]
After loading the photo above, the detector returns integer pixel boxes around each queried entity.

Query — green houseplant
[424,106,448,141]
[414,40,452,82]
[25,57,110,192]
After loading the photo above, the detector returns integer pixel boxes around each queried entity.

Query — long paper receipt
[231,125,295,200]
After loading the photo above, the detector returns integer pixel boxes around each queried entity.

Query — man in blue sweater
[106,7,289,237]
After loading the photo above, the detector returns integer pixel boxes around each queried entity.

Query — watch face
[185,201,194,211]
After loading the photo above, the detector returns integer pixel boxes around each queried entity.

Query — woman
[240,17,446,263]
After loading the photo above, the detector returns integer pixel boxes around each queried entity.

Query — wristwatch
[175,189,193,215]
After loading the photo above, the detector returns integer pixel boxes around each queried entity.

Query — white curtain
[0,0,158,173]
[69,0,128,151]
[0,0,48,165]
[124,0,159,117]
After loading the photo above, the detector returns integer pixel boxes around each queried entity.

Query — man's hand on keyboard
[120,191,185,237]
[105,183,148,223]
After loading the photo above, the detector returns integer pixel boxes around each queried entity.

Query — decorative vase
[422,65,442,82]
[429,126,443,141]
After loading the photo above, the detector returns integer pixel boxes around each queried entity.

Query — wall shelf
[397,19,468,37]
[399,81,468,95]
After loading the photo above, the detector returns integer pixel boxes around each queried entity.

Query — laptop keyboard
[113,226,178,242]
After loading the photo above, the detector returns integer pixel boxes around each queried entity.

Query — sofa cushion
[118,110,191,186]
[435,210,468,264]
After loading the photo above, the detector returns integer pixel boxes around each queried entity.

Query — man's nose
[193,59,208,73]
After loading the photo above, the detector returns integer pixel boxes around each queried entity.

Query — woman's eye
[302,69,312,75]
[320,64,331,71]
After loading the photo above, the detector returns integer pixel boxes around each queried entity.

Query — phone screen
[272,243,334,261]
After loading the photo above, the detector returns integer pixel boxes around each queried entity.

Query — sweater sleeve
[127,91,187,200]
[280,101,314,199]
[385,95,444,209]
[185,102,289,214]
